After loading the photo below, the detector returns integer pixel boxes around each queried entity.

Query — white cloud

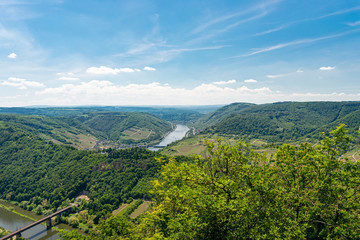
[57,72,74,76]
[35,81,275,105]
[143,66,156,71]
[213,79,236,85]
[244,79,257,83]
[266,74,287,78]
[319,66,335,71]
[86,66,140,75]
[59,76,79,81]
[9,80,357,106]
[7,52,17,59]
[296,69,303,73]
[1,77,44,89]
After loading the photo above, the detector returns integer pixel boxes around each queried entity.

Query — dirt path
[352,151,358,161]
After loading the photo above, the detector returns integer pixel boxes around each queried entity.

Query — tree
[141,125,360,239]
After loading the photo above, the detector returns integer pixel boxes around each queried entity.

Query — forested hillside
[202,101,360,143]
[1,103,360,239]
[62,125,360,239]
[0,106,204,124]
[74,112,172,145]
[0,111,174,148]
[193,102,255,129]
[0,114,100,149]
[0,125,188,224]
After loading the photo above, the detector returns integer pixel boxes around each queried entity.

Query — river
[0,202,73,240]
[148,124,189,151]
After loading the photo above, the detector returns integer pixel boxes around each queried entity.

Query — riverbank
[0,199,74,234]
[0,225,11,238]
[0,200,38,222]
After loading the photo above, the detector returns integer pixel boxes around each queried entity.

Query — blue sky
[1,0,360,106]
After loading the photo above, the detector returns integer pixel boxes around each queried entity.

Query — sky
[0,0,360,107]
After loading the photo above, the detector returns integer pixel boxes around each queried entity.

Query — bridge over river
[0,204,75,240]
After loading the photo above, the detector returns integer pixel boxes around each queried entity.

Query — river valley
[0,125,190,239]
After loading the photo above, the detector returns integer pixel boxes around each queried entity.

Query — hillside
[0,125,165,223]
[0,106,204,124]
[193,102,255,129]
[75,112,173,145]
[0,115,99,149]
[205,101,360,142]
[0,111,174,148]
[162,102,360,156]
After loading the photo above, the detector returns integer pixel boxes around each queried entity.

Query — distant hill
[193,102,255,129]
[0,111,173,148]
[203,101,360,143]
[74,112,173,144]
[0,114,99,149]
[0,106,204,124]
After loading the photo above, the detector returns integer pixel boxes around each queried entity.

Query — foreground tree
[141,124,360,239]
[61,125,360,239]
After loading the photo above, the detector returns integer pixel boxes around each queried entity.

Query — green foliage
[97,215,134,239]
[0,111,174,147]
[0,114,100,148]
[194,102,254,129]
[76,112,172,144]
[142,125,360,239]
[0,226,10,238]
[0,126,164,219]
[200,101,360,143]
[0,106,203,124]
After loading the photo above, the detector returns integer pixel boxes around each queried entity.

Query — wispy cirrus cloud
[239,28,360,57]
[347,20,360,27]
[138,45,227,64]
[255,6,360,36]
[191,0,281,35]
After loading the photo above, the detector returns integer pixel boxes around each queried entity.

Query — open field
[112,203,129,216]
[161,134,276,157]
[343,146,360,162]
[130,201,152,219]
[122,127,154,141]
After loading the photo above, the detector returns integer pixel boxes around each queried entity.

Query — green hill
[75,112,173,145]
[0,125,165,222]
[0,114,100,149]
[0,111,173,148]
[162,102,360,156]
[201,101,360,143]
[193,102,255,129]
[0,106,204,124]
